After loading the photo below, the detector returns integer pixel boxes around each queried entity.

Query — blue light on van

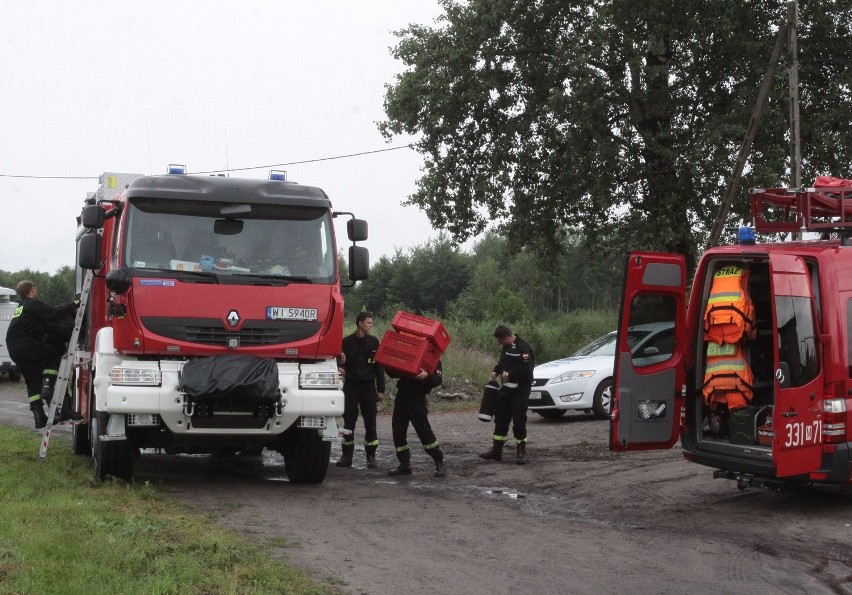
[737,226,756,245]
[269,170,287,181]
[167,164,187,175]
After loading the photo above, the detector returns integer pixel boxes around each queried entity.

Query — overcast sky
[0,1,462,274]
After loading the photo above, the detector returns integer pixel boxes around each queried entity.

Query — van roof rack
[749,185,852,233]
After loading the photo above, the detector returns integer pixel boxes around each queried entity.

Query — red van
[610,185,851,489]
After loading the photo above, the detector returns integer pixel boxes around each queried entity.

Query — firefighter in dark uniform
[479,325,535,464]
[5,280,81,429]
[336,311,385,468]
[387,360,446,478]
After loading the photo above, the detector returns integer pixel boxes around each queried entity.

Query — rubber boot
[57,393,83,423]
[30,401,48,429]
[365,444,378,469]
[516,442,527,465]
[478,439,504,461]
[388,449,412,476]
[336,442,354,467]
[426,446,446,478]
[40,375,57,406]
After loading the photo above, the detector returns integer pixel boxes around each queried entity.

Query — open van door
[610,252,687,452]
[769,254,823,477]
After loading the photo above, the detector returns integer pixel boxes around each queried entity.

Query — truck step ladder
[38,270,93,461]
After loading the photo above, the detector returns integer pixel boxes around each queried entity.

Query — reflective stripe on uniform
[396,444,410,453]
[423,441,439,450]
[364,439,379,447]
[492,434,507,441]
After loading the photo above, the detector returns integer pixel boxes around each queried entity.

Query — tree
[381,0,852,270]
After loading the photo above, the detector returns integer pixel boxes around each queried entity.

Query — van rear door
[769,253,823,477]
[610,252,687,451]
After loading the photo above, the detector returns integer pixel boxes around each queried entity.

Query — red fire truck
[611,183,852,489]
[71,168,369,482]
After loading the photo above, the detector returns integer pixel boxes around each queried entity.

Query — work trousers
[7,338,62,403]
[341,380,378,444]
[493,386,531,442]
[392,393,438,450]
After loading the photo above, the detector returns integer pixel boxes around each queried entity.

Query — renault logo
[227,310,240,328]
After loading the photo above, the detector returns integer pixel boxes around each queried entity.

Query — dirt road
[2,379,850,594]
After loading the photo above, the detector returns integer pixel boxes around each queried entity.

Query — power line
[0,144,415,180]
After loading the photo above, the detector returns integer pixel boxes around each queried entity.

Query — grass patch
[0,425,338,595]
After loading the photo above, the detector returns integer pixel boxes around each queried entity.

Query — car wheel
[592,379,613,419]
[535,409,567,419]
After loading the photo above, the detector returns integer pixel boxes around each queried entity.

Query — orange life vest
[703,265,757,345]
[702,342,754,411]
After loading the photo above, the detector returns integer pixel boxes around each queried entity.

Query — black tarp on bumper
[179,355,280,401]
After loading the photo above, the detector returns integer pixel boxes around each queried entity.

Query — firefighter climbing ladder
[38,270,93,461]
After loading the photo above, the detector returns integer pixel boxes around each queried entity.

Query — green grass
[0,426,338,595]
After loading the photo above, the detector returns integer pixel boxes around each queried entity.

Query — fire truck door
[610,252,687,452]
[769,254,823,477]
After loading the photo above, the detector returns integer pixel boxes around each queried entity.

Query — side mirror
[348,246,369,281]
[78,233,102,270]
[81,205,105,229]
[347,219,368,242]
[105,268,132,295]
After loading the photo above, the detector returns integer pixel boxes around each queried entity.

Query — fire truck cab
[611,184,852,489]
[72,169,369,483]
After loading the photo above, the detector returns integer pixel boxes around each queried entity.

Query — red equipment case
[391,311,451,351]
[375,329,442,376]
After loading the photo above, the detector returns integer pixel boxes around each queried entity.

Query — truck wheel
[71,383,91,456]
[284,429,330,484]
[91,412,134,481]
[592,379,614,419]
[72,421,91,456]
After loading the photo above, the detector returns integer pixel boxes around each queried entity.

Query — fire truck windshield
[122,198,336,283]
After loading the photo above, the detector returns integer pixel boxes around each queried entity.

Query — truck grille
[142,317,321,346]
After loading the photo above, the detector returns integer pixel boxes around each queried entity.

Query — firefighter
[386,360,446,478]
[5,280,81,429]
[479,325,535,464]
[336,311,385,468]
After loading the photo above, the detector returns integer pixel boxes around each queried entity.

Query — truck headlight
[111,367,162,386]
[301,371,339,389]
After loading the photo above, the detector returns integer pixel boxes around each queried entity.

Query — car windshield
[572,330,652,357]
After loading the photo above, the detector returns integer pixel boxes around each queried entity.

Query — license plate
[529,392,542,400]
[267,307,318,321]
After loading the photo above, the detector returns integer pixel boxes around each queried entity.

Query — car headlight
[550,370,596,384]
[111,366,161,386]
[301,371,340,389]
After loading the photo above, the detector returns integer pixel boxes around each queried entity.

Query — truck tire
[284,429,330,484]
[71,382,91,456]
[72,421,91,456]
[91,411,134,481]
[592,378,614,419]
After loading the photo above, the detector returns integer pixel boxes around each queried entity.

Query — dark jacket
[493,335,535,388]
[388,360,443,399]
[6,297,75,347]
[341,332,386,392]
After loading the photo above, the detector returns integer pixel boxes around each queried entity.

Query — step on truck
[611,182,852,490]
[72,168,369,482]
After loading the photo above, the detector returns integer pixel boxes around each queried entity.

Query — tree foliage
[381,0,852,269]
[0,267,75,306]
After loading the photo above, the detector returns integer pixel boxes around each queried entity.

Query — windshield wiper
[230,272,313,284]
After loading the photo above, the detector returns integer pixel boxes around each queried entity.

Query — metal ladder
[38,270,93,461]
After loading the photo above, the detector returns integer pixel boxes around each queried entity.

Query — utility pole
[707,1,801,248]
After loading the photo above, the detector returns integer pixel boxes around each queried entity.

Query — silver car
[528,322,675,419]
